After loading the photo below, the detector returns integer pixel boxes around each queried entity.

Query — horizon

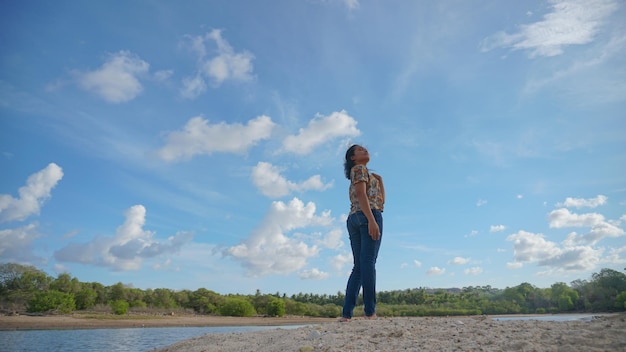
[1,0,625,297]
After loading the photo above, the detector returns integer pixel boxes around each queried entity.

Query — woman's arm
[355,181,380,240]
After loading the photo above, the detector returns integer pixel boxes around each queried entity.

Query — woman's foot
[339,317,351,322]
[364,314,378,320]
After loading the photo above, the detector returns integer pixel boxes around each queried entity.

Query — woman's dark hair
[344,144,359,179]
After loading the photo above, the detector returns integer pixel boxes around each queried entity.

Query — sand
[152,314,626,352]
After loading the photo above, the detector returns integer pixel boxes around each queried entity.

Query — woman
[340,144,385,322]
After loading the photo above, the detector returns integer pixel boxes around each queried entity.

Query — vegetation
[1,263,625,317]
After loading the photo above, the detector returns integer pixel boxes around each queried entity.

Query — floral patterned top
[349,164,384,214]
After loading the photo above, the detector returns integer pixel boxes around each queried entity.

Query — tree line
[1,263,624,318]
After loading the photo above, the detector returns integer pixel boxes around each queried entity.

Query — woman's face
[351,145,370,164]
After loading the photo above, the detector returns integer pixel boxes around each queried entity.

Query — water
[0,325,305,352]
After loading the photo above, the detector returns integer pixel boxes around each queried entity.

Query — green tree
[108,282,127,302]
[266,297,286,317]
[189,288,223,314]
[152,288,176,309]
[614,291,626,310]
[110,300,129,315]
[0,263,52,311]
[27,290,76,314]
[219,297,256,317]
[50,273,81,294]
[74,283,98,310]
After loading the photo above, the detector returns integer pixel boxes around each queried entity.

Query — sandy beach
[152,314,626,352]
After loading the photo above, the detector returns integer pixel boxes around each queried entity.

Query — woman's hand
[368,220,380,240]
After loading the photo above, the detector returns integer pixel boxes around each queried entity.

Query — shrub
[266,298,286,317]
[27,290,76,314]
[219,297,256,317]
[111,300,129,315]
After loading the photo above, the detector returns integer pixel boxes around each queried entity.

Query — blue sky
[1,0,625,296]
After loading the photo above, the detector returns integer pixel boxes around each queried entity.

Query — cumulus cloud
[0,163,63,223]
[426,266,446,276]
[225,198,333,277]
[490,225,506,232]
[414,260,423,267]
[76,51,149,103]
[507,230,603,272]
[298,268,329,280]
[282,110,361,155]
[549,208,604,228]
[448,257,470,265]
[556,195,608,208]
[54,205,193,271]
[180,29,254,98]
[0,223,44,264]
[251,162,333,198]
[157,115,275,161]
[480,0,619,58]
[549,208,624,245]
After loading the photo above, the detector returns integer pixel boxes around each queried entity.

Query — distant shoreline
[0,314,336,331]
[0,312,612,331]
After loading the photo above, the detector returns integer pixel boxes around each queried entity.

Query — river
[0,325,304,352]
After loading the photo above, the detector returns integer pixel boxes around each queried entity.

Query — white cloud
[426,266,446,276]
[507,262,523,269]
[331,252,352,271]
[298,268,329,280]
[251,162,333,198]
[54,205,193,271]
[464,267,483,275]
[157,115,275,161]
[476,199,487,207]
[556,195,608,208]
[549,208,604,228]
[153,70,173,81]
[507,230,603,272]
[448,257,470,265]
[549,208,624,245]
[282,110,361,155]
[317,228,344,250]
[490,225,506,233]
[466,230,479,238]
[340,0,360,10]
[180,74,206,99]
[0,223,44,264]
[225,198,333,277]
[76,51,149,103]
[480,0,619,58]
[0,163,63,223]
[414,260,422,267]
[180,29,254,98]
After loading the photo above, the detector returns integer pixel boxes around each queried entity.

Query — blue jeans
[342,210,383,318]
